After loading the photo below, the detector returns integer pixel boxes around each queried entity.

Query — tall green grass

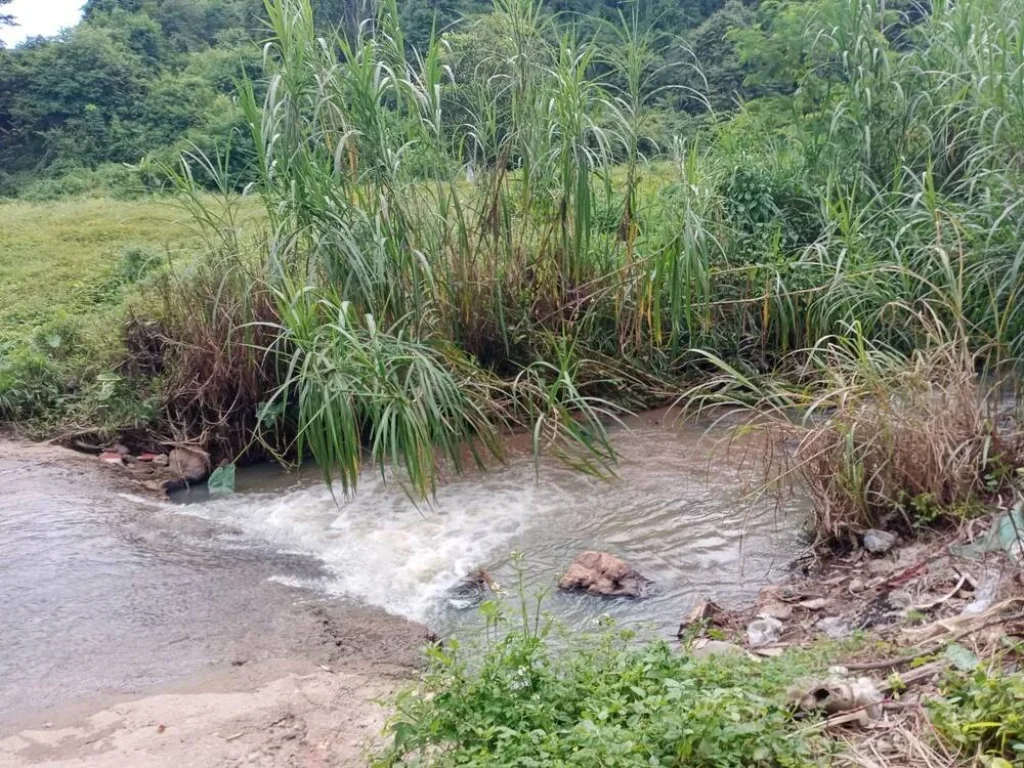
[156,0,1024,498]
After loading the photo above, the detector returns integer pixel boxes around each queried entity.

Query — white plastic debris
[863,529,897,554]
[961,569,1001,615]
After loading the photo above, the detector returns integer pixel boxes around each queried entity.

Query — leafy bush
[376,598,828,766]
[928,664,1024,764]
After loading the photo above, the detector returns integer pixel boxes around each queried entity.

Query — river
[0,410,806,729]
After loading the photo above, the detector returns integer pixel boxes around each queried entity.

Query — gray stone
[758,602,794,621]
[691,640,747,659]
[816,616,851,639]
[747,617,783,647]
[863,529,897,554]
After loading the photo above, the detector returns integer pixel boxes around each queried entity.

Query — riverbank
[3,434,1023,767]
[0,659,407,768]
[0,439,430,767]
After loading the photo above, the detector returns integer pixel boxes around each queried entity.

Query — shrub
[138,251,280,459]
[928,664,1024,764]
[376,598,828,767]
[0,345,65,423]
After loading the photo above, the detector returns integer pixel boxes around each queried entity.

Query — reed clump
[135,0,1024,508]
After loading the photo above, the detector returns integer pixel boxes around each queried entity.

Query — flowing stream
[0,411,807,726]
[172,411,807,635]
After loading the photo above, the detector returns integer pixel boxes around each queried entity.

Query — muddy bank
[0,659,406,768]
[0,440,429,765]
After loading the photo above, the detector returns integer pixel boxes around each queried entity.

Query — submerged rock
[446,568,496,610]
[863,529,897,554]
[557,551,650,598]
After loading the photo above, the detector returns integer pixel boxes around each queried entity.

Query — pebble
[849,577,866,593]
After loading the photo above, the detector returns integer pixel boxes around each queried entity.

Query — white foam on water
[182,464,560,623]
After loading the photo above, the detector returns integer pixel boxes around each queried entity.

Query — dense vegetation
[3,2,1024,764]
[0,0,734,196]
[2,0,1024,522]
[374,592,1024,765]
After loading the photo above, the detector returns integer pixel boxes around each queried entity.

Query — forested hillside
[0,0,750,197]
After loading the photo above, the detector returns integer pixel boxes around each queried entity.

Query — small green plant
[116,245,163,284]
[376,574,833,767]
[0,346,65,423]
[928,664,1024,763]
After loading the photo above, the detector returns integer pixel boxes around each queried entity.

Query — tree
[1,0,15,48]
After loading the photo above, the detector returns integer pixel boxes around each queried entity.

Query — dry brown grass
[687,327,1024,550]
[136,255,281,460]
[794,342,1024,547]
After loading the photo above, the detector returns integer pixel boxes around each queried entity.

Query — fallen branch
[909,574,966,613]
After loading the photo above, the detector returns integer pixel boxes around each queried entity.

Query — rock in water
[557,551,650,598]
[446,568,496,610]
[863,529,897,554]
[168,447,211,484]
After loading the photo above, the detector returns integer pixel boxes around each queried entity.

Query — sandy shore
[0,658,408,768]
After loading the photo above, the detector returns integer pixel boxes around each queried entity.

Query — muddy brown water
[0,412,807,728]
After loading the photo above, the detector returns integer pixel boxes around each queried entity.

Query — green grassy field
[0,195,264,432]
[0,197,200,343]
